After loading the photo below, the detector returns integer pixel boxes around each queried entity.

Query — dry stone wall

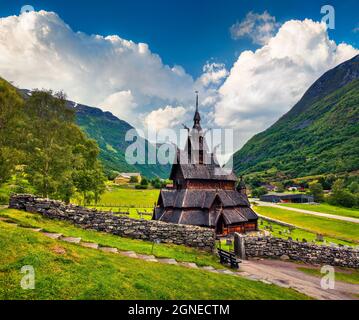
[9,194,215,251]
[243,236,359,268]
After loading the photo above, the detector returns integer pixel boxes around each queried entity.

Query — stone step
[218,269,235,275]
[157,258,177,265]
[29,228,42,232]
[99,247,118,253]
[201,266,215,271]
[137,254,156,260]
[180,262,198,269]
[80,242,99,249]
[120,251,138,258]
[42,232,63,239]
[62,237,81,244]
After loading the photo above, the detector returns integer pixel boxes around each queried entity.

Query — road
[255,201,359,224]
[240,259,359,300]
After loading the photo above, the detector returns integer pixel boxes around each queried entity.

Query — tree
[328,179,357,208]
[0,79,25,185]
[129,175,139,183]
[309,182,324,202]
[348,182,359,194]
[252,187,267,198]
[24,90,106,203]
[141,177,149,186]
[274,182,285,193]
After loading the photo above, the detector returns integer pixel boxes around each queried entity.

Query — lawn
[257,218,354,246]
[79,184,160,208]
[0,208,220,268]
[253,206,359,244]
[297,266,359,285]
[280,203,359,219]
[0,221,309,300]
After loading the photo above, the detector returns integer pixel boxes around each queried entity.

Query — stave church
[152,94,258,235]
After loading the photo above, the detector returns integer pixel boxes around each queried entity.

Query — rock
[80,242,99,249]
[280,255,290,261]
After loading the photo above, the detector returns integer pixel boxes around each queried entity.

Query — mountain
[232,54,359,179]
[18,88,170,179]
[73,102,170,178]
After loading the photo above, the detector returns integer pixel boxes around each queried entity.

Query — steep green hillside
[19,90,170,179]
[75,104,170,178]
[233,54,359,178]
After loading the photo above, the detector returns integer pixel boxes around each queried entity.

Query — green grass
[79,184,160,208]
[257,219,354,246]
[297,266,359,285]
[85,206,153,220]
[254,206,359,244]
[280,203,359,219]
[0,222,309,300]
[0,208,221,268]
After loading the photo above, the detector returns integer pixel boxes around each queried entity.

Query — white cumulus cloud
[0,10,196,129]
[230,11,280,45]
[144,105,187,131]
[215,19,358,149]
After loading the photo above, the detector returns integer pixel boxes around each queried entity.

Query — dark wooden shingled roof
[160,189,250,209]
[170,163,238,181]
[156,206,253,227]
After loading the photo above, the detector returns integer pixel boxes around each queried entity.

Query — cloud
[230,11,280,45]
[144,105,187,131]
[100,90,137,123]
[197,62,228,87]
[215,19,358,149]
[0,10,196,128]
[354,25,359,33]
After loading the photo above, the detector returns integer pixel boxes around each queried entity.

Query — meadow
[280,203,359,219]
[254,206,359,244]
[0,210,309,300]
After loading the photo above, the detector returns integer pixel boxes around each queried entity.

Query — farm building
[260,193,314,203]
[114,172,141,184]
[153,94,258,235]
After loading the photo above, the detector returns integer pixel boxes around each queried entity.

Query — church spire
[193,91,201,129]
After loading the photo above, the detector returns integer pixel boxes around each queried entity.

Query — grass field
[254,206,359,244]
[92,184,160,208]
[0,215,309,300]
[297,266,359,285]
[257,218,354,246]
[0,208,220,268]
[280,203,359,219]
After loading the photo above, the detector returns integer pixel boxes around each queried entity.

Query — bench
[218,249,241,269]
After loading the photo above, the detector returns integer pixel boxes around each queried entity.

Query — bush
[135,184,148,190]
[140,177,149,186]
[0,194,9,204]
[129,176,139,183]
[308,182,324,202]
[252,187,267,198]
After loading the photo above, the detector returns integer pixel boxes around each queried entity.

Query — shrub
[135,184,148,190]
[0,194,9,204]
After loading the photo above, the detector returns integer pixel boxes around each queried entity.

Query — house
[114,172,141,184]
[260,193,314,203]
[262,184,278,192]
[152,93,258,236]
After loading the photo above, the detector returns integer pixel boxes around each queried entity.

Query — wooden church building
[153,94,258,235]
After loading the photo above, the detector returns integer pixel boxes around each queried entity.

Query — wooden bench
[218,249,241,269]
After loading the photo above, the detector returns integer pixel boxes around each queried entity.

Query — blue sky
[1,0,358,77]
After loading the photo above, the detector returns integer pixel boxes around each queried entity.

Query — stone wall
[243,236,359,268]
[9,195,215,251]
